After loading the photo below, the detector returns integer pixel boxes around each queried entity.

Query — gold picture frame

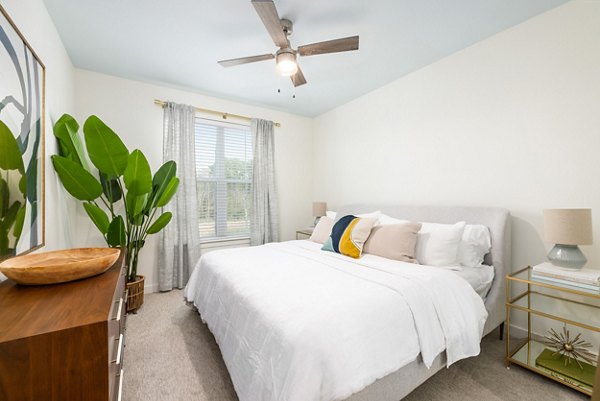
[0,4,45,260]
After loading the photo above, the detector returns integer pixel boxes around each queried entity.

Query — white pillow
[416,221,466,268]
[458,225,491,268]
[326,210,337,220]
[378,214,489,268]
[356,210,382,225]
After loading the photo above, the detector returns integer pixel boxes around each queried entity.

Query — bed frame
[335,204,512,401]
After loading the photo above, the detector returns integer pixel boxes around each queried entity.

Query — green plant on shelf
[51,114,179,282]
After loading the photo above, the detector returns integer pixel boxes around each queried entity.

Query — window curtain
[250,118,279,245]
[158,102,200,291]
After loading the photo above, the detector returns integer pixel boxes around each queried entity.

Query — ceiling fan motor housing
[280,18,293,36]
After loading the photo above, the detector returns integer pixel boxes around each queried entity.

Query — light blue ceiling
[43,0,569,116]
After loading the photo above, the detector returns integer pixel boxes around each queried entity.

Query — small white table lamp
[543,208,593,269]
[312,202,327,226]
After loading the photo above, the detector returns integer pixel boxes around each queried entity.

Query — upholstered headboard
[336,204,511,336]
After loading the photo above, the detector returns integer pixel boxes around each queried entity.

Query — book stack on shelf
[531,262,600,293]
[535,349,595,392]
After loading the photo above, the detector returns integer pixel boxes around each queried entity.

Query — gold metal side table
[505,266,600,396]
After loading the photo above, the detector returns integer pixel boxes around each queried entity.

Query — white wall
[313,1,600,272]
[73,69,313,292]
[0,0,76,252]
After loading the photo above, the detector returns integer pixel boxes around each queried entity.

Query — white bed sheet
[452,265,495,299]
[184,240,487,401]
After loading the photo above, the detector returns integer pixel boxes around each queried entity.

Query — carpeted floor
[124,290,589,401]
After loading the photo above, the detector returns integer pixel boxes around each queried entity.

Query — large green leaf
[123,150,152,195]
[107,216,126,247]
[156,177,179,207]
[83,115,129,176]
[147,212,172,234]
[53,114,90,171]
[51,155,103,201]
[99,172,122,202]
[150,161,177,206]
[83,202,110,235]
[126,192,148,220]
[0,120,24,173]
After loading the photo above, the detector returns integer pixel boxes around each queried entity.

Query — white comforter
[184,240,488,401]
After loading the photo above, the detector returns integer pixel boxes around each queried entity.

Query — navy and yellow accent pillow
[321,215,377,259]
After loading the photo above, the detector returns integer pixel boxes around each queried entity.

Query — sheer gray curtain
[158,102,200,291]
[250,118,279,245]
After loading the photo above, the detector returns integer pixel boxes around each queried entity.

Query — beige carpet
[124,290,589,401]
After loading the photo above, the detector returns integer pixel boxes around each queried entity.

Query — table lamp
[543,208,593,269]
[313,202,327,227]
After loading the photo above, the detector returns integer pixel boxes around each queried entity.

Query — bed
[184,205,511,401]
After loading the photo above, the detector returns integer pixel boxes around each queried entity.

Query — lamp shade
[543,209,593,245]
[313,202,327,217]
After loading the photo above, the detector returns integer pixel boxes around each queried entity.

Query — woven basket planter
[126,275,144,313]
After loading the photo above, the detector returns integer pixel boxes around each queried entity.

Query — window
[195,118,253,240]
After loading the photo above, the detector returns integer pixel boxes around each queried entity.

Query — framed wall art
[0,4,45,260]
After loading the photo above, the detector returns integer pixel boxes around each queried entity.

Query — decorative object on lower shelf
[126,274,145,313]
[544,326,595,367]
[0,248,120,285]
[535,348,596,388]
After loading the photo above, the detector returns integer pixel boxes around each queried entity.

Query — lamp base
[313,216,321,227]
[548,244,587,269]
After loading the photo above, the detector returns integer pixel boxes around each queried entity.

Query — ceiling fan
[217,0,359,87]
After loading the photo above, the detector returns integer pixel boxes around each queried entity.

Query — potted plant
[51,114,178,312]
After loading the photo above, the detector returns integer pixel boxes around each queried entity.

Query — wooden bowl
[0,248,121,285]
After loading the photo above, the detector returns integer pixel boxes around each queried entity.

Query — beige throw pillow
[363,222,422,263]
[309,217,335,244]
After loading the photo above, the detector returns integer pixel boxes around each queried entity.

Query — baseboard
[509,323,547,342]
[509,323,528,338]
[144,283,159,294]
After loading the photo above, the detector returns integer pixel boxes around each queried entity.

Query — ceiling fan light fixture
[275,50,298,76]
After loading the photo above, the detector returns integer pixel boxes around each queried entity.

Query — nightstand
[505,266,599,396]
[296,228,314,240]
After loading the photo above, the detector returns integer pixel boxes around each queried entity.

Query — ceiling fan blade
[218,53,274,67]
[290,66,307,87]
[251,0,288,48]
[298,35,359,57]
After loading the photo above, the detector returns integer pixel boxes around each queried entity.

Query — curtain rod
[153,99,281,128]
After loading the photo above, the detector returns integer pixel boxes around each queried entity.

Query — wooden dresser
[0,251,127,401]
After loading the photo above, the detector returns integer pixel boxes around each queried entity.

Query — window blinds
[195,118,253,239]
